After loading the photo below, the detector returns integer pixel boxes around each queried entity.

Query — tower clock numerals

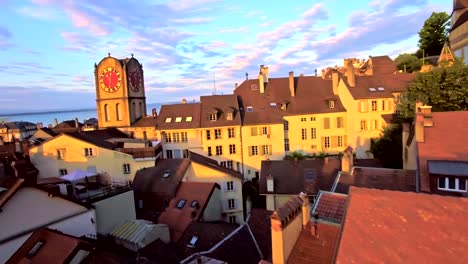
[99,67,121,93]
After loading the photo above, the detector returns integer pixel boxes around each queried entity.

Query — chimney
[235,83,238,89]
[324,157,329,164]
[74,118,79,128]
[332,71,339,95]
[260,65,269,83]
[152,108,157,118]
[182,98,187,104]
[258,74,265,94]
[415,101,427,143]
[299,192,310,227]
[315,69,317,76]
[289,71,295,97]
[267,174,274,192]
[53,118,58,127]
[346,59,355,87]
[342,146,354,173]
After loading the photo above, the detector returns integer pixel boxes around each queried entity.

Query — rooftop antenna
[245,72,249,80]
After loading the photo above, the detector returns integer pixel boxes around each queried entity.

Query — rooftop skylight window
[175,117,182,122]
[246,106,253,112]
[162,170,171,178]
[270,103,277,107]
[187,236,199,248]
[377,87,385,91]
[165,117,172,123]
[177,199,186,209]
[186,116,192,122]
[369,88,377,92]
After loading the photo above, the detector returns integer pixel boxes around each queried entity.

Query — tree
[395,53,423,72]
[398,62,468,119]
[370,124,403,169]
[418,12,450,57]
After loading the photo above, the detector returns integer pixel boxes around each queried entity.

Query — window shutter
[388,99,393,112]
[321,137,325,149]
[344,135,347,146]
[358,101,362,112]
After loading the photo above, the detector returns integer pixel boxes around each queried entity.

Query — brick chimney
[271,196,305,264]
[289,71,295,97]
[342,146,354,173]
[415,102,433,143]
[345,59,355,87]
[332,71,339,95]
[260,65,269,83]
[259,73,265,94]
[299,192,310,228]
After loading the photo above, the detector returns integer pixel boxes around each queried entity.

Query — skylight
[165,117,172,123]
[270,103,277,107]
[177,199,186,209]
[27,241,45,258]
[187,236,199,248]
[246,106,253,112]
[186,116,192,122]
[369,88,377,92]
[190,200,199,208]
[175,117,182,122]
[377,87,385,91]
[162,170,171,178]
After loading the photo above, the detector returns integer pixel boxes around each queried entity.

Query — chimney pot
[152,108,157,118]
[332,71,339,95]
[182,98,187,104]
[235,83,238,89]
[346,59,356,87]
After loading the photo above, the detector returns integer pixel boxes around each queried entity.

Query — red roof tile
[158,182,219,242]
[200,94,242,128]
[313,192,347,224]
[336,187,468,264]
[417,111,468,192]
[156,103,201,130]
[287,222,341,264]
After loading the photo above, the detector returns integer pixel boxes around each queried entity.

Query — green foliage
[395,53,423,73]
[316,151,328,160]
[398,63,468,119]
[284,151,305,160]
[370,124,403,169]
[418,12,450,56]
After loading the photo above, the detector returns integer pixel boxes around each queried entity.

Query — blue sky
[0,0,450,113]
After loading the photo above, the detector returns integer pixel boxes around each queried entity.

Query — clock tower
[95,53,147,128]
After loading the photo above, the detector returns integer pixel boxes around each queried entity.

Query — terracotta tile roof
[133,159,190,194]
[247,208,273,262]
[336,187,468,263]
[287,221,341,264]
[200,94,242,128]
[156,103,201,130]
[158,182,219,242]
[343,73,414,100]
[6,228,94,264]
[131,116,157,127]
[62,128,129,150]
[205,224,263,264]
[417,111,468,192]
[189,151,243,180]
[367,55,397,75]
[334,167,416,194]
[312,191,348,224]
[271,195,303,222]
[260,158,341,195]
[176,222,237,258]
[234,76,347,125]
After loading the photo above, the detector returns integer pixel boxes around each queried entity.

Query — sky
[0,0,451,113]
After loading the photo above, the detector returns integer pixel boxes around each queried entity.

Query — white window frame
[84,148,94,157]
[438,177,468,192]
[371,100,377,111]
[228,128,235,138]
[226,181,234,191]
[123,163,131,174]
[59,169,68,176]
[228,199,235,209]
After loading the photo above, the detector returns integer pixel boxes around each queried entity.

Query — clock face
[99,67,121,93]
[128,66,142,92]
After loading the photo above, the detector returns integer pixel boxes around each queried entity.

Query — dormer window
[246,106,253,112]
[186,116,192,122]
[280,103,287,111]
[165,117,172,123]
[226,112,233,121]
[328,100,335,109]
[175,117,182,122]
[209,112,217,121]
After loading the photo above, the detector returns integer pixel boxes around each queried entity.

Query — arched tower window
[139,102,143,118]
[104,104,110,122]
[116,103,122,121]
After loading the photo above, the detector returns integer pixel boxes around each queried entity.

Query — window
[173,149,182,158]
[206,130,211,140]
[84,148,94,157]
[181,132,188,142]
[207,147,212,156]
[337,136,343,147]
[229,215,236,224]
[214,129,222,139]
[261,127,268,135]
[104,104,110,122]
[283,120,289,130]
[301,117,307,122]
[175,117,182,122]
[311,128,316,139]
[165,133,172,143]
[123,164,131,174]
[228,199,235,209]
[166,150,173,159]
[209,112,217,121]
[216,145,223,155]
[249,146,258,156]
[57,149,65,160]
[310,117,316,121]
[177,199,186,209]
[336,117,343,128]
[183,149,189,158]
[371,120,379,130]
[165,117,172,123]
[301,128,307,140]
[187,236,199,248]
[59,169,68,176]
[324,136,330,148]
[251,127,258,136]
[284,139,290,151]
[270,102,277,107]
[382,100,386,111]
[138,200,143,209]
[186,116,192,122]
[226,181,234,191]
[262,145,271,155]
[220,161,227,167]
[329,100,335,108]
[27,240,45,258]
[190,200,199,208]
[360,120,367,131]
[246,106,253,112]
[143,131,147,141]
[228,128,235,138]
[226,160,233,169]
[324,117,330,129]
[438,177,467,192]
[229,144,236,154]
[173,132,180,143]
[371,100,377,111]
[116,103,122,121]
[226,112,233,120]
